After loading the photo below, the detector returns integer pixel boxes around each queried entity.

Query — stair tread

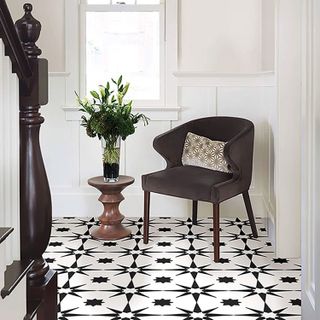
[0,227,13,245]
[1,259,34,298]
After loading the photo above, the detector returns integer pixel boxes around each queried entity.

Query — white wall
[8,0,65,72]
[261,0,275,70]
[301,0,320,316]
[9,0,274,73]
[179,0,262,72]
[275,0,301,257]
[10,1,278,246]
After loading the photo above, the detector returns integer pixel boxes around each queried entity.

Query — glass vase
[101,137,121,182]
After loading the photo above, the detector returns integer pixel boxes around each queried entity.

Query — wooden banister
[0,2,57,319]
[0,0,32,84]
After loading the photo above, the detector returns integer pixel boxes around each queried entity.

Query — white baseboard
[52,187,268,220]
[263,197,276,248]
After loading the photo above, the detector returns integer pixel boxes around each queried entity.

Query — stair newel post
[16,1,51,282]
[15,4,57,319]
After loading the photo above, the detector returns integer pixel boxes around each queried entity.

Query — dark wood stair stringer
[0,227,13,245]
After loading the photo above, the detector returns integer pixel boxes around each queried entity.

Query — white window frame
[64,0,178,111]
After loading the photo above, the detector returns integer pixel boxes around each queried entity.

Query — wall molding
[50,70,276,87]
[173,71,275,87]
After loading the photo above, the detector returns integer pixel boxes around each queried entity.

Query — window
[82,0,166,105]
[64,0,177,111]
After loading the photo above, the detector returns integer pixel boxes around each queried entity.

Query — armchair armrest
[153,123,189,168]
[223,124,254,184]
[209,125,254,203]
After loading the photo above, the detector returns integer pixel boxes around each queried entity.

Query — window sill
[62,106,181,121]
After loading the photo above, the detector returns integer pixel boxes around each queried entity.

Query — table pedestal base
[91,224,131,240]
[88,176,134,241]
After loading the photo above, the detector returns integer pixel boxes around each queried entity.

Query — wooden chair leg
[242,191,258,238]
[143,191,150,244]
[213,203,220,262]
[192,200,198,225]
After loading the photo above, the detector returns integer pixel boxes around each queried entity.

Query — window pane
[86,12,160,100]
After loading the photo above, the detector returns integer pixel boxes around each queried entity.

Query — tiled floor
[45,217,301,319]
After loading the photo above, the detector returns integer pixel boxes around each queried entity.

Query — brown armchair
[141,116,258,262]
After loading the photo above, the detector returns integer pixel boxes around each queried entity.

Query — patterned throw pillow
[181,132,231,173]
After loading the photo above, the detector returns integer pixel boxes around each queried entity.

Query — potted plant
[77,76,149,182]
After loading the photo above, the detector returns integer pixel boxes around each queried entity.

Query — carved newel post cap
[23,3,33,12]
[15,3,42,58]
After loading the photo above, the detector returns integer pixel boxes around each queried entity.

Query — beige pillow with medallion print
[181,132,231,173]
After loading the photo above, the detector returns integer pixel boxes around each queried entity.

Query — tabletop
[88,175,135,189]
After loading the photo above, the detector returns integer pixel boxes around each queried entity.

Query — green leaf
[122,83,129,96]
[90,91,100,100]
[76,76,149,141]
[99,87,106,101]
[118,75,123,86]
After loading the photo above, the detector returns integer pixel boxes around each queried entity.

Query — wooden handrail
[0,0,32,82]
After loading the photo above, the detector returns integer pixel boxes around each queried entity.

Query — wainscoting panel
[41,76,75,189]
[42,73,276,227]
[0,41,20,263]
[175,86,217,125]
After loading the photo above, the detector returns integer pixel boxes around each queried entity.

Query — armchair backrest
[153,116,254,188]
[185,117,252,142]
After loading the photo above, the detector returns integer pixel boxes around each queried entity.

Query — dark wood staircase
[0,1,57,319]
[1,259,34,299]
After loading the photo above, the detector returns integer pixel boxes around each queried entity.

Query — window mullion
[85,4,161,12]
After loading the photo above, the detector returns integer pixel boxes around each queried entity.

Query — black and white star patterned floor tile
[45,217,301,320]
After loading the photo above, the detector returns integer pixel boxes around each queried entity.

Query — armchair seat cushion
[142,166,233,202]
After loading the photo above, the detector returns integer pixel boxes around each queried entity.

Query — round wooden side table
[88,175,134,240]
